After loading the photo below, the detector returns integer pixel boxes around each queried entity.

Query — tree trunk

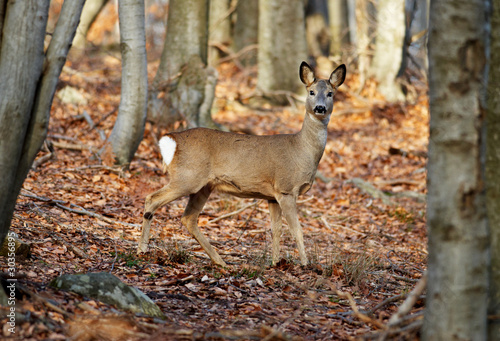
[328,0,347,57]
[305,0,329,58]
[0,0,84,245]
[354,0,370,91]
[148,0,219,129]
[101,0,147,166]
[208,0,231,66]
[233,0,258,66]
[423,0,489,339]
[71,0,108,51]
[487,0,500,339]
[257,0,307,102]
[370,0,405,102]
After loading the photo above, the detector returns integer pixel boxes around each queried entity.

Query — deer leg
[277,195,308,266]
[181,186,227,267]
[269,200,283,265]
[138,184,188,254]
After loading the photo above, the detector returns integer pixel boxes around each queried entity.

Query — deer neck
[297,112,329,163]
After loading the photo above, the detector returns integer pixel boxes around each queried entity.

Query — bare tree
[0,0,85,244]
[233,0,259,66]
[257,0,307,102]
[423,0,490,339]
[370,0,405,102]
[101,0,147,166]
[208,0,231,65]
[148,0,219,129]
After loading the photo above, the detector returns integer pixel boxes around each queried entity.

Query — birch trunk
[102,0,147,166]
[423,0,490,339]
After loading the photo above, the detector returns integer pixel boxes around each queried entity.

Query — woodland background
[0,0,495,340]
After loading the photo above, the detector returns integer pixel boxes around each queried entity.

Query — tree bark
[370,0,405,102]
[0,1,50,245]
[233,0,258,66]
[208,0,231,66]
[148,0,219,129]
[72,0,109,51]
[423,0,489,339]
[328,0,347,57]
[102,0,147,166]
[257,0,307,101]
[487,0,500,339]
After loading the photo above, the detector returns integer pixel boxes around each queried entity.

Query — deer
[137,61,346,268]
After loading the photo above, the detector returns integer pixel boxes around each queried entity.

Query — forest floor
[1,55,428,340]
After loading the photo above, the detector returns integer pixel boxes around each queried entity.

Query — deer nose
[314,105,326,114]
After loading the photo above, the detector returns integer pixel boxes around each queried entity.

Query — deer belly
[212,177,276,200]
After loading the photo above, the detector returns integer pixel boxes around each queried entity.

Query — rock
[49,272,165,319]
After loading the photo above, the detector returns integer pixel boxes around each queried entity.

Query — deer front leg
[277,195,308,266]
[269,200,283,265]
[138,184,187,254]
[181,187,227,267]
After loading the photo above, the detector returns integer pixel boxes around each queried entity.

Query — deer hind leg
[269,200,283,265]
[181,186,227,267]
[277,195,308,266]
[138,183,189,254]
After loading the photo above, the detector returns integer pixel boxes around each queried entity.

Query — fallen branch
[51,140,97,152]
[387,271,427,326]
[336,290,387,330]
[209,200,262,224]
[20,190,140,228]
[55,202,140,228]
[347,178,393,205]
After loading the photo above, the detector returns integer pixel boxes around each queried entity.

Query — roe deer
[138,62,346,267]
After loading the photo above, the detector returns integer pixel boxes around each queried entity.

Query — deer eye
[309,90,315,96]
[327,92,333,97]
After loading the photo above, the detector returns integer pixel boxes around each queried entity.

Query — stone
[49,272,165,319]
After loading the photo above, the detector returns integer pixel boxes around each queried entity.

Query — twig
[336,290,387,330]
[217,44,258,66]
[20,190,140,228]
[209,200,262,224]
[51,140,97,152]
[368,294,408,315]
[50,233,88,259]
[387,271,427,326]
[32,152,54,169]
[55,202,140,228]
[60,164,123,174]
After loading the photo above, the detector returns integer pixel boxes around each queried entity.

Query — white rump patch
[159,136,177,166]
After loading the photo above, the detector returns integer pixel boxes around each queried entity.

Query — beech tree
[370,0,405,102]
[100,0,147,166]
[423,0,490,339]
[487,0,500,339]
[257,0,307,101]
[0,0,85,245]
[148,0,219,129]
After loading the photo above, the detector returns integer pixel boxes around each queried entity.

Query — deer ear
[300,62,316,86]
[329,64,346,89]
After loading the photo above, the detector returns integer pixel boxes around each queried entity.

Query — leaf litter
[1,57,428,340]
